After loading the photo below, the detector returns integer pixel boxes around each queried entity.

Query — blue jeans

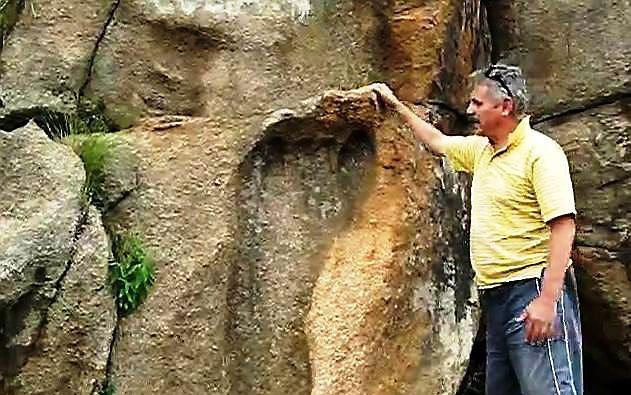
[481,269,583,395]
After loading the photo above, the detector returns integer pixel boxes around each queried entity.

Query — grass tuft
[35,111,116,207]
[109,232,155,316]
[99,383,116,395]
[76,134,117,208]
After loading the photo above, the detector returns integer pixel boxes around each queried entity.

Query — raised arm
[372,83,451,155]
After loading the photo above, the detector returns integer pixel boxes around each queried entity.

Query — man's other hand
[520,296,557,344]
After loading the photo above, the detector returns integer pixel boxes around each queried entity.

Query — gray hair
[470,64,529,118]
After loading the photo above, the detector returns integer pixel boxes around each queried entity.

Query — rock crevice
[78,0,123,105]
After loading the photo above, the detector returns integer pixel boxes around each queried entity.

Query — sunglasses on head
[484,65,514,98]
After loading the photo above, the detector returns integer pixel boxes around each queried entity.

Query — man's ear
[502,98,515,116]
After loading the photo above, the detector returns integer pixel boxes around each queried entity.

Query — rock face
[0,0,118,126]
[487,0,631,116]
[538,99,631,394]
[1,1,491,393]
[83,0,384,129]
[9,207,116,395]
[5,0,631,394]
[383,0,490,108]
[103,90,477,395]
[0,123,115,394]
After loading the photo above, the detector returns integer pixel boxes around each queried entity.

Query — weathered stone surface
[94,134,140,212]
[0,121,83,387]
[79,0,490,129]
[9,207,116,395]
[1,1,495,393]
[103,114,246,395]
[103,89,477,395]
[487,0,631,116]
[538,98,631,393]
[383,0,490,108]
[0,121,84,309]
[84,0,384,129]
[102,91,382,395]
[228,104,378,394]
[305,111,477,395]
[0,0,117,126]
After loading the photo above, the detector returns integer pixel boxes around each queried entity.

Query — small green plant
[0,0,15,50]
[76,134,117,208]
[99,383,116,395]
[109,232,155,316]
[36,111,108,140]
[78,98,112,134]
[36,111,117,207]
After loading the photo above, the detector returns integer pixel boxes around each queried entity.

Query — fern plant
[109,232,155,316]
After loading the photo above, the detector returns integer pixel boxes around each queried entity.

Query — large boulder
[538,98,631,393]
[0,121,84,331]
[1,1,495,393]
[102,114,247,395]
[0,0,118,126]
[487,0,631,116]
[0,123,116,394]
[103,89,478,394]
[8,207,117,395]
[83,0,385,129]
[79,0,489,129]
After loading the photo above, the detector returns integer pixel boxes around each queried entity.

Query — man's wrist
[538,291,557,305]
[393,100,407,114]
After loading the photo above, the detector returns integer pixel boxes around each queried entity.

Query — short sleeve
[531,143,576,223]
[443,135,487,173]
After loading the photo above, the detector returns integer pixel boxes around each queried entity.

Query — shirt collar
[507,115,530,148]
[489,116,530,155]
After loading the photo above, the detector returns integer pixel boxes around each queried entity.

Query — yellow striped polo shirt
[444,116,576,288]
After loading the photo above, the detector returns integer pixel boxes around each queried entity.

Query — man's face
[466,84,508,136]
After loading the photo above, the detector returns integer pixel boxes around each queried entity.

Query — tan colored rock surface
[104,89,478,395]
[306,110,477,395]
[0,0,117,124]
[1,1,496,393]
[84,0,383,129]
[102,115,241,394]
[383,0,490,108]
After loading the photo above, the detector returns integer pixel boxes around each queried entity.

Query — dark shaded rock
[487,0,631,116]
[538,98,631,393]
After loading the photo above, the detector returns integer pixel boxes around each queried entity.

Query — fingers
[371,91,381,113]
[524,317,555,344]
[370,84,397,109]
[370,82,392,96]
[525,318,534,343]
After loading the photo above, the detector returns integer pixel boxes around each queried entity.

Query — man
[372,64,582,395]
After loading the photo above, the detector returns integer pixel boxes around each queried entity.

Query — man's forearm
[540,215,576,303]
[393,101,448,155]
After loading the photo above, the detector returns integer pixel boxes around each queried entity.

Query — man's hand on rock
[370,83,402,110]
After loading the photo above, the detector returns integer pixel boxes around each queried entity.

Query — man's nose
[466,103,475,115]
